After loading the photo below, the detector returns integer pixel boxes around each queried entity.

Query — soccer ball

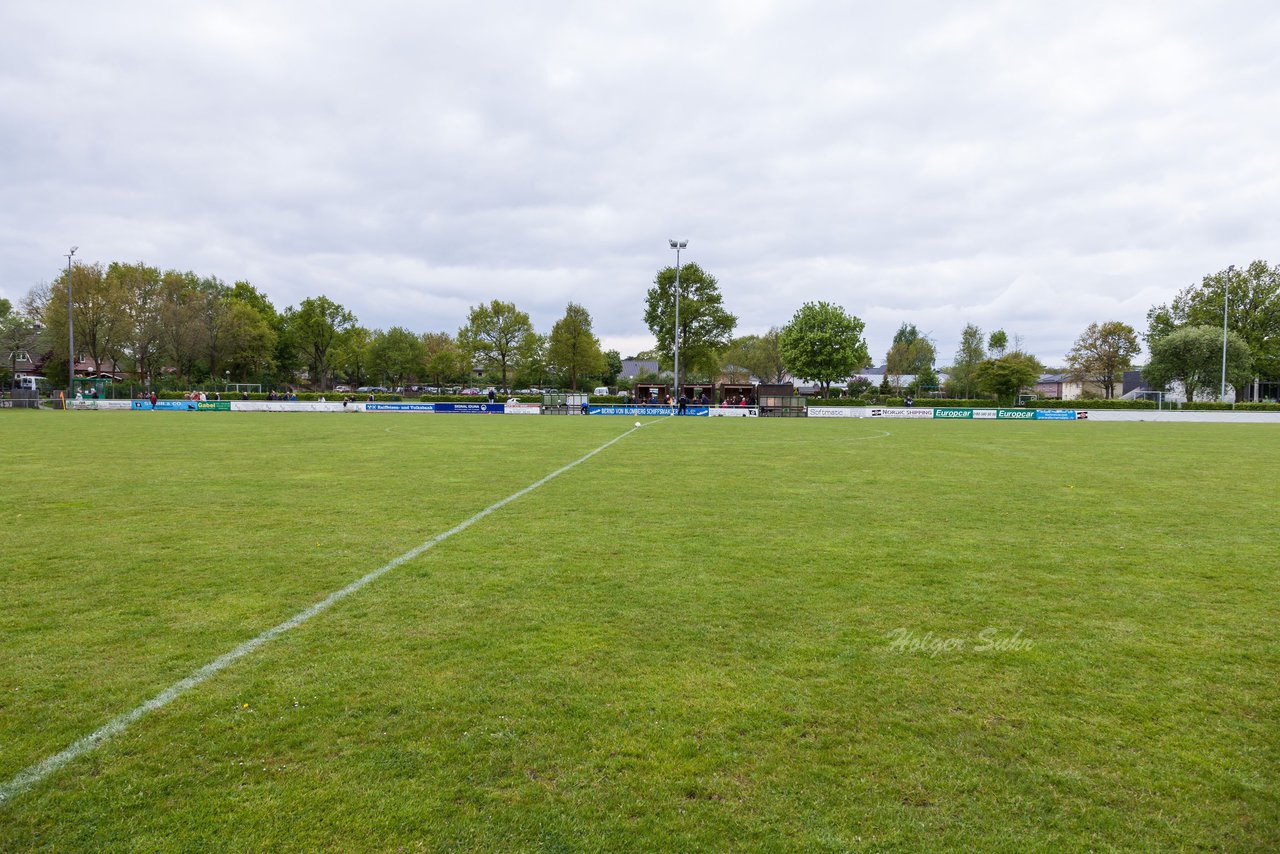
[634,421,641,427]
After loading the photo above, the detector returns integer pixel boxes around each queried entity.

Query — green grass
[1,411,1277,851]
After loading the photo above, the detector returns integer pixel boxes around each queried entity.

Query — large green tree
[885,323,936,390]
[457,300,534,391]
[548,303,606,390]
[643,262,736,381]
[779,301,869,394]
[109,262,163,388]
[1066,321,1140,399]
[333,326,374,388]
[369,326,423,389]
[722,329,788,384]
[156,271,206,385]
[1143,325,1251,402]
[947,323,986,398]
[0,304,39,387]
[975,352,1043,404]
[286,296,356,390]
[718,335,759,383]
[421,331,466,388]
[1146,261,1280,398]
[602,349,623,386]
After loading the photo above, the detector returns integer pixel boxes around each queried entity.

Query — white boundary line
[0,422,650,806]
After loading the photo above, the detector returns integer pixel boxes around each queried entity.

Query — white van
[592,386,610,396]
[16,376,44,391]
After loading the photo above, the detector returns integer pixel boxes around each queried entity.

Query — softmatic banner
[807,407,867,418]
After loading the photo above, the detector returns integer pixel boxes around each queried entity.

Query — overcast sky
[3,1,1278,365]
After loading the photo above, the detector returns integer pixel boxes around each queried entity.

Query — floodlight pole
[66,246,77,400]
[668,239,687,402]
[1221,264,1234,401]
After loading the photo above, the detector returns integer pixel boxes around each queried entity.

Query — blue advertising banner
[131,399,205,411]
[1033,409,1079,420]
[588,405,709,416]
[432,402,506,414]
[366,402,436,411]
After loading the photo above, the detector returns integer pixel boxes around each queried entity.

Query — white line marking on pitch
[850,429,891,441]
[0,423,645,806]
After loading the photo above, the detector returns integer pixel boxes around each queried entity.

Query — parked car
[334,385,352,393]
[356,386,389,393]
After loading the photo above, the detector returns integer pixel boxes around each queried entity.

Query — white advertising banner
[870,407,934,419]
[707,406,759,417]
[807,407,869,418]
[504,403,542,415]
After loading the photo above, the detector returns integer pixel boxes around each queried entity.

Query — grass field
[1,411,1277,851]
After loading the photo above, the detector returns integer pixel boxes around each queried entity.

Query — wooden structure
[634,382,669,404]
[679,383,715,404]
[716,382,755,406]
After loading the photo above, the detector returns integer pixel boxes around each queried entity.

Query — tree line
[3,257,1276,400]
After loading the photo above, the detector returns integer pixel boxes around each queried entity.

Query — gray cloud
[3,0,1278,365]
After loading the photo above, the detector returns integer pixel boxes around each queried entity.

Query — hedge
[1182,401,1280,411]
[1027,399,1157,410]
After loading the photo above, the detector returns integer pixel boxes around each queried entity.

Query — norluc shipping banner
[869,408,934,419]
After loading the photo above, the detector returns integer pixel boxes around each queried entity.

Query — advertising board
[365,402,436,412]
[807,407,865,418]
[869,408,934,419]
[432,403,506,414]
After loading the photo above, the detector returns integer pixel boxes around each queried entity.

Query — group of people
[637,391,754,414]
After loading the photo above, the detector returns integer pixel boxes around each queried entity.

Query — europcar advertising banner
[933,408,974,419]
[997,409,1037,419]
